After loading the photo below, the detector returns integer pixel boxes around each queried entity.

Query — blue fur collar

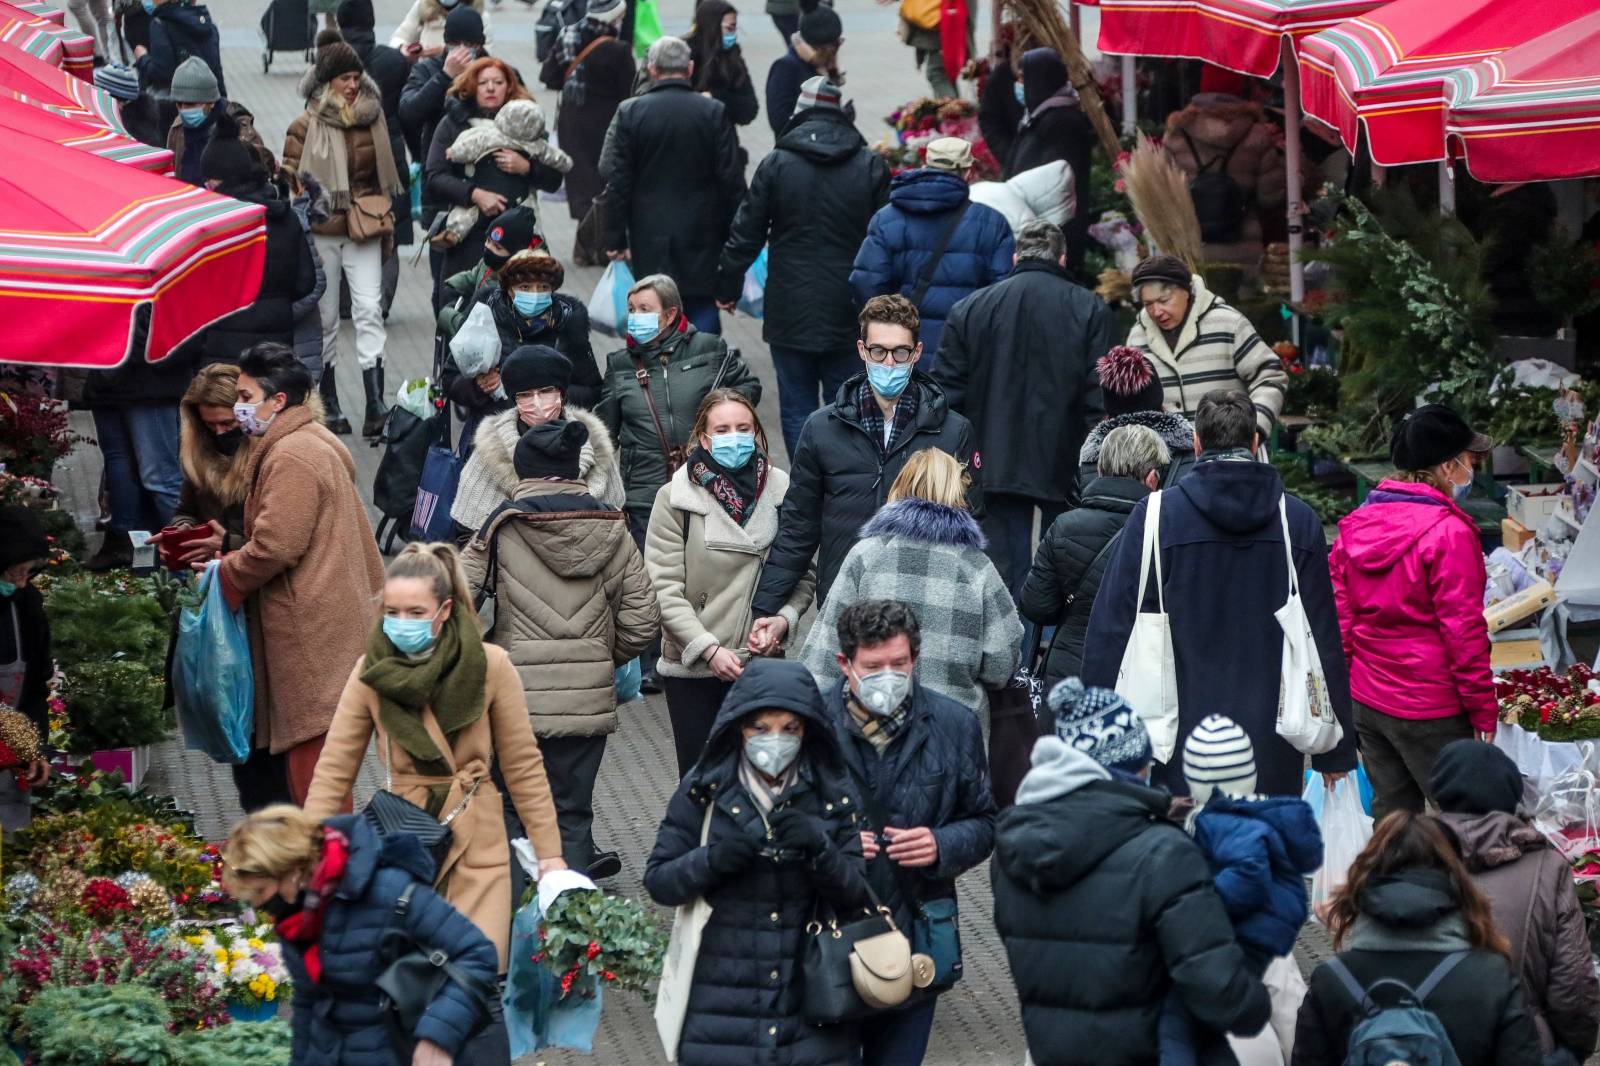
[859,497,987,550]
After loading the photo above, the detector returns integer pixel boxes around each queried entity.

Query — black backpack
[1181,129,1248,243]
[372,338,450,554]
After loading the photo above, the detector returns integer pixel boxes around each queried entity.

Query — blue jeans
[982,492,1067,600]
[861,996,937,1066]
[92,405,182,532]
[681,296,722,336]
[769,344,860,459]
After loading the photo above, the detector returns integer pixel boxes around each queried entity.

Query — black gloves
[706,832,759,876]
[771,809,830,860]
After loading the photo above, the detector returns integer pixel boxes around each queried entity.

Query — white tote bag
[655,804,715,1062]
[1115,490,1181,763]
[1272,496,1343,755]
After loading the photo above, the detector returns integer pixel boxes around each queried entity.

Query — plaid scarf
[689,449,767,526]
[855,379,921,457]
[556,19,618,106]
[848,690,912,753]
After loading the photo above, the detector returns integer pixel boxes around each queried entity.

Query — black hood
[1078,475,1152,513]
[1430,739,1522,816]
[1358,867,1461,929]
[154,3,216,44]
[776,108,866,163]
[1174,458,1282,534]
[689,659,845,786]
[996,778,1171,894]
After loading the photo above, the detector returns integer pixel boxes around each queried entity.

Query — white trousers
[313,232,385,372]
[66,0,113,59]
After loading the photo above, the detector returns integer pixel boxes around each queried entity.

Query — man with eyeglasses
[747,295,980,649]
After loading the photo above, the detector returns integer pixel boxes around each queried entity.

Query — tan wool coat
[462,479,659,737]
[644,463,814,679]
[218,405,384,754]
[304,644,562,970]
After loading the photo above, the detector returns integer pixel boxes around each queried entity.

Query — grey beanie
[170,56,219,103]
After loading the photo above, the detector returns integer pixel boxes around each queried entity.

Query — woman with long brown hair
[426,56,565,283]
[644,387,812,775]
[1293,812,1543,1065]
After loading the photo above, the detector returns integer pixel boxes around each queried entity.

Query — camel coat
[305,644,562,970]
[218,405,384,754]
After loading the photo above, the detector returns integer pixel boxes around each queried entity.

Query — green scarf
[360,611,487,778]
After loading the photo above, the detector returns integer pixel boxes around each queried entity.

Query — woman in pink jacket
[1330,404,1496,820]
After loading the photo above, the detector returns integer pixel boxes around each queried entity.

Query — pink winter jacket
[1329,479,1495,732]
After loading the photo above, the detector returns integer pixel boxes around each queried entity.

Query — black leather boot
[319,367,352,435]
[362,364,385,439]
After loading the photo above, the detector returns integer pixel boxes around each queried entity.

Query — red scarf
[273,826,351,985]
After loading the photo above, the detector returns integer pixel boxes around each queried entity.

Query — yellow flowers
[247,973,277,1001]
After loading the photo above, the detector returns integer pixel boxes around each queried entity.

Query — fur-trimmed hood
[858,497,986,551]
[1079,411,1196,469]
[472,405,615,497]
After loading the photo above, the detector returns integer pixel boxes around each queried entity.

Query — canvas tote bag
[1273,496,1342,755]
[1115,490,1180,763]
[655,804,716,1061]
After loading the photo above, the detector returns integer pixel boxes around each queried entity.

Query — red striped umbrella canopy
[0,39,120,128]
[1443,9,1600,181]
[0,128,265,368]
[0,0,91,79]
[0,95,172,173]
[1296,0,1596,166]
[1094,0,1388,77]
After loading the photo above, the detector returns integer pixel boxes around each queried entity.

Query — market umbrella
[1444,9,1600,182]
[0,128,266,368]
[1094,0,1388,79]
[0,95,171,172]
[0,39,121,128]
[0,0,91,79]
[1295,0,1591,167]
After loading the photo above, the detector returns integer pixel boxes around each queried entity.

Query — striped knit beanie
[1182,715,1256,803]
[93,63,141,103]
[1047,678,1152,773]
[796,76,842,114]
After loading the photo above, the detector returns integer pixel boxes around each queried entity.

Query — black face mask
[255,892,300,921]
[213,427,245,456]
[481,247,511,270]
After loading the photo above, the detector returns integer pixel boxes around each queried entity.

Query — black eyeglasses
[863,345,916,365]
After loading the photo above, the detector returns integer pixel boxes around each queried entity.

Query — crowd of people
[14,1,1592,1064]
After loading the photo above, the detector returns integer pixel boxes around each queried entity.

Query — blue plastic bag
[615,657,642,703]
[172,562,253,764]
[586,259,635,336]
[1303,764,1374,816]
[736,246,768,319]
[505,894,603,1057]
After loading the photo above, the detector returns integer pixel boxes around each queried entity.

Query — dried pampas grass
[1122,132,1203,273]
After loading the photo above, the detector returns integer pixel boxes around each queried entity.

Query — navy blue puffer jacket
[1190,793,1321,959]
[280,815,500,1066]
[644,660,868,1066]
[849,169,1014,362]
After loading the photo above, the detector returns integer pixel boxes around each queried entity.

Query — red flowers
[586,941,601,960]
[79,879,133,922]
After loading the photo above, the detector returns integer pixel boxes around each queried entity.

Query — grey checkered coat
[800,497,1023,716]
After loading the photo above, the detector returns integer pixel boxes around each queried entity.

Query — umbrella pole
[1121,54,1136,135]
[1438,160,1456,215]
[1282,37,1305,306]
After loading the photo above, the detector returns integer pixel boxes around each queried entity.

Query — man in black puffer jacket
[714,76,890,459]
[994,679,1270,1066]
[751,295,980,618]
[134,0,224,96]
[1021,423,1167,693]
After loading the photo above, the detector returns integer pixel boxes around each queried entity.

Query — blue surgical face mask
[1013,82,1025,107]
[745,733,800,777]
[513,290,551,317]
[709,430,755,469]
[382,607,444,655]
[627,311,661,344]
[1451,458,1473,501]
[721,31,737,49]
[140,0,155,13]
[0,581,17,598]
[178,106,206,127]
[866,361,912,399]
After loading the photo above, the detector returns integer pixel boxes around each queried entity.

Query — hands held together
[745,616,789,656]
[860,826,938,868]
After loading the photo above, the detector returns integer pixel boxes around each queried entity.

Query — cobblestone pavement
[47,0,1364,1060]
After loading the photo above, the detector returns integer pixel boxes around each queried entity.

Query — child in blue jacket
[1161,715,1322,1066]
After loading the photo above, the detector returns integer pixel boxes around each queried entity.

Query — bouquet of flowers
[0,706,40,788]
[877,97,1000,178]
[535,888,666,999]
[1497,664,1600,742]
[178,924,292,1009]
[0,379,85,480]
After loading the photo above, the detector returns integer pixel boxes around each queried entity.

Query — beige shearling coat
[461,479,659,738]
[305,643,562,970]
[644,463,814,679]
[218,405,384,754]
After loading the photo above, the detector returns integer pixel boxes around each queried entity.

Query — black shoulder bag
[375,882,499,1056]
[907,202,971,308]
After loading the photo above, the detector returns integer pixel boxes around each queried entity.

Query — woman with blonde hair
[305,541,566,1066]
[223,804,498,1066]
[645,387,810,775]
[799,447,1021,715]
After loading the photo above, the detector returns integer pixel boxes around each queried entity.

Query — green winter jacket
[597,322,761,522]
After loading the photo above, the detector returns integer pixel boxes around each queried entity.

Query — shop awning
[0,0,91,79]
[1094,0,1388,77]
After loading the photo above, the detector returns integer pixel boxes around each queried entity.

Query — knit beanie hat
[798,4,841,47]
[1130,254,1192,294]
[1430,739,1523,816]
[170,56,219,103]
[485,206,540,257]
[1047,678,1152,772]
[335,0,374,30]
[796,75,842,113]
[501,344,572,397]
[93,63,141,102]
[585,0,626,26]
[1097,345,1166,417]
[314,38,364,86]
[200,110,266,190]
[1182,715,1256,803]
[515,419,588,481]
[0,506,48,571]
[443,6,486,45]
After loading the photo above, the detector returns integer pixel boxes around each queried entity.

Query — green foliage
[1271,457,1357,526]
[1527,226,1600,322]
[1299,418,1389,462]
[183,1021,291,1063]
[36,508,85,563]
[14,984,289,1066]
[43,574,169,675]
[539,889,667,1000]
[61,661,170,753]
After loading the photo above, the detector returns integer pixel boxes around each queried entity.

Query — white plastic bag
[1225,953,1305,1065]
[588,259,635,336]
[450,302,501,378]
[395,378,434,421]
[1115,491,1180,763]
[656,805,714,1062]
[1274,497,1342,755]
[1307,775,1372,921]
